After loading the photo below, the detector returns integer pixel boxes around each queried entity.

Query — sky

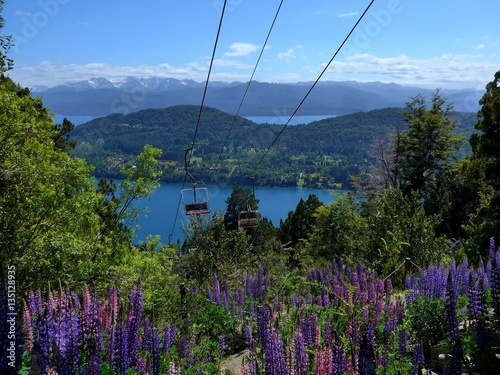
[2,0,499,90]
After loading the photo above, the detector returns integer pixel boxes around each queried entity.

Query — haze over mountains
[33,77,483,117]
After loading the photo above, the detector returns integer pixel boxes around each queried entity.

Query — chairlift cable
[168,0,228,242]
[248,0,376,177]
[209,0,284,183]
[187,0,228,169]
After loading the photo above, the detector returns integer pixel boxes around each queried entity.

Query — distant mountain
[34,77,483,116]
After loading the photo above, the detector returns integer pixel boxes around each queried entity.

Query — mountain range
[33,77,483,117]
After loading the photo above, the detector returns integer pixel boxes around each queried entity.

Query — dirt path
[221,349,249,375]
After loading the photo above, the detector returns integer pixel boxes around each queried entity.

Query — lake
[244,115,336,125]
[53,114,337,126]
[131,183,344,244]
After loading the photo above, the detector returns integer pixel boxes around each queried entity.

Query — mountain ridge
[34,77,483,117]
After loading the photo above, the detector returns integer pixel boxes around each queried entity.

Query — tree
[303,193,369,263]
[182,212,253,286]
[224,185,259,231]
[0,0,13,73]
[279,194,323,248]
[465,70,500,258]
[397,91,465,201]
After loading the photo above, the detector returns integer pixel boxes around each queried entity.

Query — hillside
[70,105,477,189]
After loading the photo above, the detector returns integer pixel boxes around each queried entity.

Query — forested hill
[71,105,477,189]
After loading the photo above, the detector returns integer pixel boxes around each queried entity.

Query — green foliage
[182,212,254,286]
[303,193,369,263]
[466,70,500,258]
[407,296,447,353]
[224,185,259,231]
[70,105,477,190]
[398,90,465,200]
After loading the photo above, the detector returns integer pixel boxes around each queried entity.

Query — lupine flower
[127,287,143,367]
[445,273,460,343]
[214,274,221,305]
[332,335,345,375]
[179,336,187,358]
[316,347,332,375]
[265,328,288,375]
[257,305,270,349]
[294,331,307,375]
[219,335,226,357]
[162,323,177,354]
[411,343,425,375]
[113,321,129,374]
[245,325,253,349]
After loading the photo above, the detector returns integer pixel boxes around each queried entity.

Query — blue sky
[3,0,499,90]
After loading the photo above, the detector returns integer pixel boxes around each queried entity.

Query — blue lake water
[244,115,336,125]
[131,183,344,244]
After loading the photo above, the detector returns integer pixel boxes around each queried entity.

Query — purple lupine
[257,305,270,349]
[81,354,101,375]
[127,287,143,367]
[411,343,425,375]
[113,321,129,374]
[178,336,187,358]
[141,317,152,352]
[151,324,161,375]
[323,287,331,309]
[265,328,288,375]
[331,333,345,375]
[206,286,213,303]
[162,323,177,354]
[445,273,460,343]
[294,331,307,375]
[186,336,195,368]
[358,335,376,375]
[245,324,253,349]
[213,274,221,305]
[324,322,332,346]
[219,335,226,357]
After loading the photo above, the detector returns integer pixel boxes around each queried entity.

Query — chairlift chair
[181,185,210,215]
[238,208,259,228]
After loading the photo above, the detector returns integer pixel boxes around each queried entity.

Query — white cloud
[224,42,259,57]
[476,44,486,50]
[320,53,497,89]
[6,52,499,90]
[278,48,296,61]
[337,11,359,18]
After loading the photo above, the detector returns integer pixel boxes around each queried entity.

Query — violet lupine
[113,321,129,375]
[206,286,213,303]
[411,343,425,375]
[245,324,253,350]
[162,323,177,354]
[186,335,196,369]
[213,273,221,305]
[265,328,288,375]
[150,324,161,375]
[294,331,307,375]
[127,286,143,367]
[331,334,345,375]
[257,305,270,349]
[81,354,101,375]
[178,336,187,358]
[219,335,226,357]
[358,336,376,375]
[445,273,460,343]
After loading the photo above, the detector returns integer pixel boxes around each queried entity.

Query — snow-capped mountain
[37,76,242,93]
